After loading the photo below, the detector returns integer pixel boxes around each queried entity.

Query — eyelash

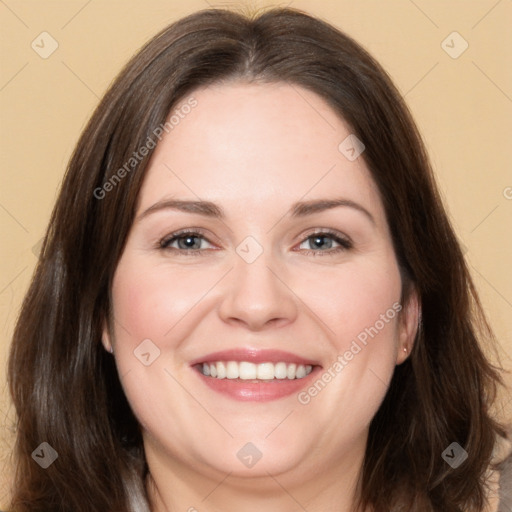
[158,228,353,257]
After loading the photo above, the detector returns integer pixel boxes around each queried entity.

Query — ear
[396,285,420,365]
[101,316,113,354]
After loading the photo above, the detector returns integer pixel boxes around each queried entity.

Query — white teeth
[274,362,287,379]
[239,361,257,380]
[200,361,314,380]
[226,361,239,379]
[216,361,226,379]
[257,363,275,380]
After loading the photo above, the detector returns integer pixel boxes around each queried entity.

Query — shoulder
[487,431,512,512]
[497,448,512,511]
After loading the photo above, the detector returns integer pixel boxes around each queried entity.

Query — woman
[7,6,509,511]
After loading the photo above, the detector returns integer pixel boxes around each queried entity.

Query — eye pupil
[179,235,200,249]
[312,235,332,249]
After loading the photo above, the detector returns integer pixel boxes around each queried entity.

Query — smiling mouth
[197,361,314,380]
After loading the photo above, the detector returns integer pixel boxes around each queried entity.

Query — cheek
[110,257,215,344]
[301,256,402,352]
[294,259,402,436]
[108,258,211,437]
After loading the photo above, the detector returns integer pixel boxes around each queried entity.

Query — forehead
[137,82,384,225]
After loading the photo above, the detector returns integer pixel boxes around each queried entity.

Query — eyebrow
[136,197,375,225]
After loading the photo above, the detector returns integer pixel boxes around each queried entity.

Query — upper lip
[189,348,321,367]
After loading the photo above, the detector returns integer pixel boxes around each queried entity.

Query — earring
[109,346,114,354]
[403,347,407,353]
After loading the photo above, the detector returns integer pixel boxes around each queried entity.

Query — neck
[145,434,368,512]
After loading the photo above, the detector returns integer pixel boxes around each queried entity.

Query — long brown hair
[7,6,507,511]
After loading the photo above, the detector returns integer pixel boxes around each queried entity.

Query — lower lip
[194,366,321,401]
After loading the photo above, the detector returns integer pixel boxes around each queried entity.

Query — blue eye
[297,231,352,255]
[160,230,213,254]
[159,229,352,256]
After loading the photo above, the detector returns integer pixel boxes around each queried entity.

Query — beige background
[1,0,511,506]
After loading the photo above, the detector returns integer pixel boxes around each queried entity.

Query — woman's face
[103,82,418,482]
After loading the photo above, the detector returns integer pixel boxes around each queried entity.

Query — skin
[102,81,419,512]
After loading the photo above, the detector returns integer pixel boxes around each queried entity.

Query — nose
[217,249,298,331]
